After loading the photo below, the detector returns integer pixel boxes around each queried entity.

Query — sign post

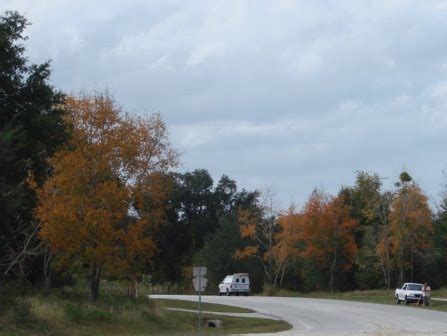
[192,266,207,332]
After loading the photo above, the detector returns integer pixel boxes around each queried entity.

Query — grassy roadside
[261,288,447,313]
[153,298,255,313]
[0,285,290,335]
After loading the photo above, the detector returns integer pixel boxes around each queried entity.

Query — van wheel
[396,295,401,304]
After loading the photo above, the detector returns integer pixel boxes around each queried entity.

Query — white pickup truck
[395,283,423,305]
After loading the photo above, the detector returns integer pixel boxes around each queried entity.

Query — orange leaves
[238,209,258,239]
[234,246,259,260]
[37,92,178,277]
[276,191,358,273]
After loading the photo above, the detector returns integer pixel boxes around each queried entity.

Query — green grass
[0,284,290,335]
[153,298,254,313]
[262,288,447,313]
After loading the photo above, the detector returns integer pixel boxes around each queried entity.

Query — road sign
[193,266,207,277]
[193,276,208,292]
[192,266,207,331]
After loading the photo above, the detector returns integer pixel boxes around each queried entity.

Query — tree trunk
[385,243,391,289]
[43,251,52,295]
[279,263,286,288]
[89,263,101,301]
[399,242,404,285]
[329,249,337,294]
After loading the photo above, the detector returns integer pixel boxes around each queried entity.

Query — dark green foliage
[194,215,264,293]
[0,11,68,279]
[152,170,260,284]
[399,171,413,183]
[420,198,447,287]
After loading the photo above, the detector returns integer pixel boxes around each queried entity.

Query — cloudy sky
[3,0,447,208]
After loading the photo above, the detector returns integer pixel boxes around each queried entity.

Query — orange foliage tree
[277,190,358,293]
[235,189,283,288]
[274,206,302,288]
[37,93,178,300]
[389,173,432,284]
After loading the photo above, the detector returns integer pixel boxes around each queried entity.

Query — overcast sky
[3,0,447,208]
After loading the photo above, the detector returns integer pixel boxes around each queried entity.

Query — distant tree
[235,189,283,289]
[0,11,68,279]
[152,171,259,284]
[340,172,395,289]
[274,206,302,288]
[389,173,432,284]
[194,215,264,292]
[37,93,178,300]
[297,191,358,293]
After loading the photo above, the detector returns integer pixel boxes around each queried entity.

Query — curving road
[150,294,447,335]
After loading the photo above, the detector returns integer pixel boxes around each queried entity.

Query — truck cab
[395,283,423,305]
[218,273,250,296]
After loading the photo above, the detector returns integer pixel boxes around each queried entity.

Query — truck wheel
[218,291,222,296]
[396,295,401,304]
[405,296,410,305]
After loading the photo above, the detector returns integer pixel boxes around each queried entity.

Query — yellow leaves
[389,183,433,253]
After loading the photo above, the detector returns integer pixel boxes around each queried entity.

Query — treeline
[1,12,446,301]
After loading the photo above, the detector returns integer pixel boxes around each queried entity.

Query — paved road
[150,295,447,335]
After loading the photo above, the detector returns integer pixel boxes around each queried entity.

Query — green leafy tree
[390,172,433,284]
[152,171,259,284]
[0,11,67,278]
[194,215,264,292]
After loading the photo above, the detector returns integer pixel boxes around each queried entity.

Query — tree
[0,11,68,279]
[152,171,259,284]
[374,190,394,289]
[194,215,264,292]
[340,172,394,289]
[296,191,358,293]
[389,172,432,284]
[236,189,283,289]
[274,206,302,288]
[37,93,178,300]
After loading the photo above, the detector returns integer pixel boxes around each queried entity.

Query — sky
[3,0,447,209]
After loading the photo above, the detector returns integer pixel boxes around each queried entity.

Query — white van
[218,273,250,296]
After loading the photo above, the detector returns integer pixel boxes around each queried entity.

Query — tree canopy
[0,11,68,278]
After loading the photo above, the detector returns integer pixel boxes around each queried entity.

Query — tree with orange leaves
[37,93,178,300]
[389,172,432,284]
[293,190,358,293]
[274,206,302,288]
[235,189,283,288]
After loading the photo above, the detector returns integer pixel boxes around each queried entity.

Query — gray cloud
[3,0,447,207]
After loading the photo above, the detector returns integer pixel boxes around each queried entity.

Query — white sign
[193,267,207,277]
[193,277,208,292]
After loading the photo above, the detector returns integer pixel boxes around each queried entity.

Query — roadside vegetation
[153,299,254,313]
[0,284,290,335]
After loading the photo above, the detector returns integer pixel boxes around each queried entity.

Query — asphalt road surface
[150,294,447,335]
